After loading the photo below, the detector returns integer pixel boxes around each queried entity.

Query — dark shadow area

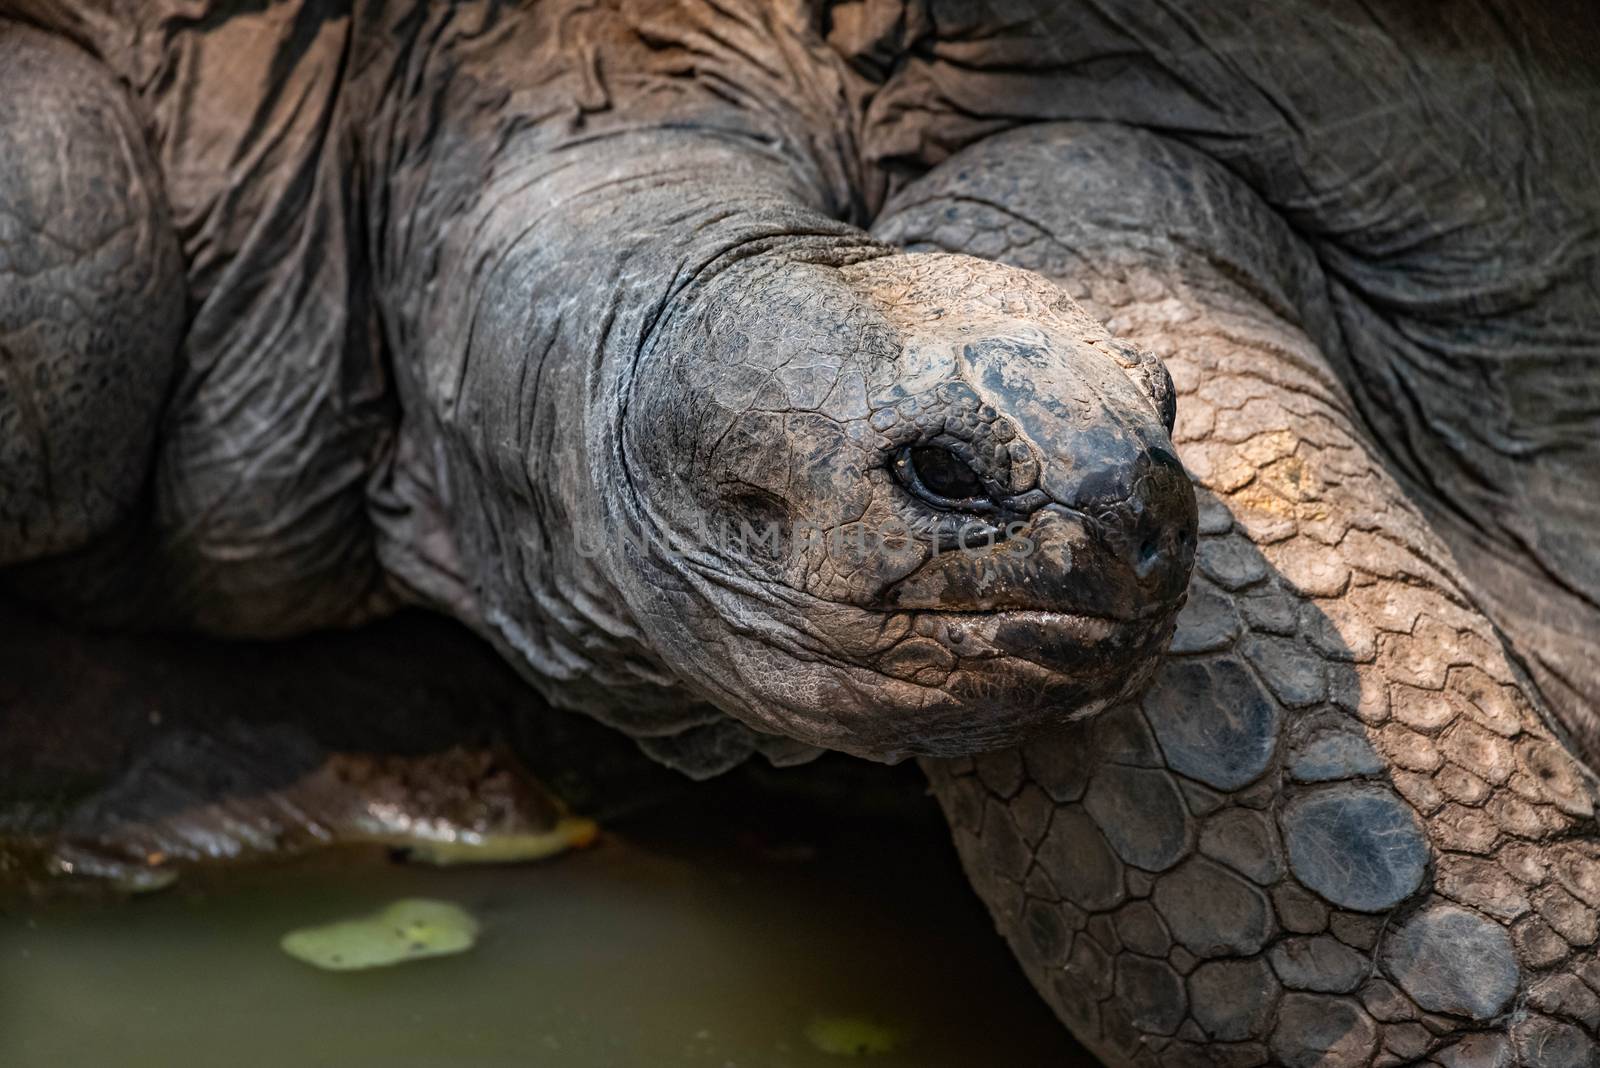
[0,595,1094,1066]
[0,597,684,843]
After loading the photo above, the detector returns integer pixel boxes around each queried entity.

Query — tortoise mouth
[980,603,1180,677]
[915,606,1125,650]
[910,600,1182,687]
[811,597,1185,763]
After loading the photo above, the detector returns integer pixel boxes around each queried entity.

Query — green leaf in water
[280,898,480,971]
[804,1014,908,1056]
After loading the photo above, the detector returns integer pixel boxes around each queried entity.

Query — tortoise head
[604,252,1197,760]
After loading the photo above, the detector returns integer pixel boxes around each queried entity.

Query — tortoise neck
[370,95,877,772]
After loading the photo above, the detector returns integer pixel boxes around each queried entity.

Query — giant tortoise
[2,1,1598,1064]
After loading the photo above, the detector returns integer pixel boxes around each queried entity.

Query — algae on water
[803,1014,908,1056]
[280,898,480,971]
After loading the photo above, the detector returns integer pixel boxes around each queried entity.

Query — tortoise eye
[896,446,989,508]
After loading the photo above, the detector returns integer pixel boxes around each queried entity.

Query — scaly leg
[881,123,1600,1067]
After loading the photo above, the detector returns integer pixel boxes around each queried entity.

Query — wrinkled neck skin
[367,4,1194,774]
[363,6,869,773]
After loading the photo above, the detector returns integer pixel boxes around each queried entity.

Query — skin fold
[0,1,1597,1064]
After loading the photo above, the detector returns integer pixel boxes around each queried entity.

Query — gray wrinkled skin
[2,2,1598,1065]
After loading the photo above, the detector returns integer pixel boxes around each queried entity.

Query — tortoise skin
[1,3,1597,1064]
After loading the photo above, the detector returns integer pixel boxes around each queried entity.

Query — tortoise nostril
[1128,528,1178,582]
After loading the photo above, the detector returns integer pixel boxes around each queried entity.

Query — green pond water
[0,789,1089,1068]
